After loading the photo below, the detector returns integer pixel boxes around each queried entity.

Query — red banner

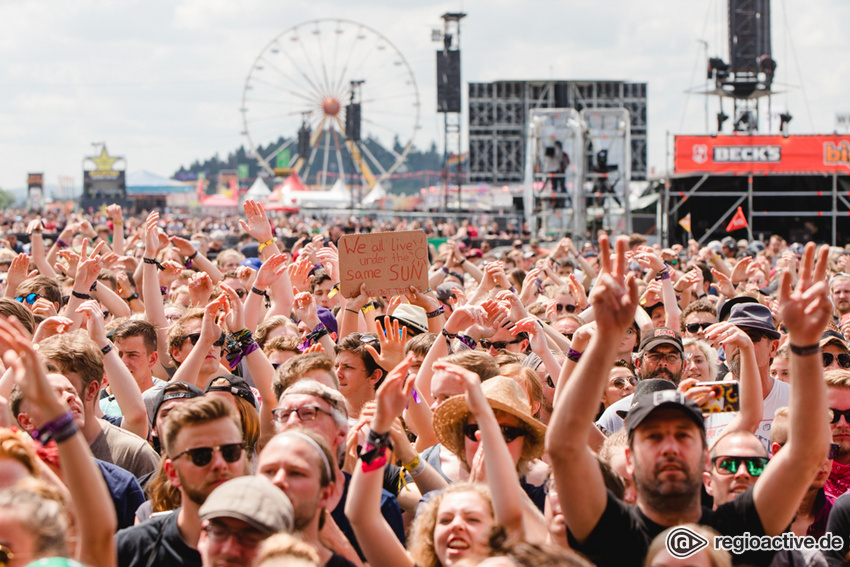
[675,134,850,175]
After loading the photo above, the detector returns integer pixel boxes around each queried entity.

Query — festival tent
[361,181,386,207]
[126,171,193,195]
[199,194,239,208]
[245,177,271,200]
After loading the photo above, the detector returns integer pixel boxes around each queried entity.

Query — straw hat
[432,376,547,463]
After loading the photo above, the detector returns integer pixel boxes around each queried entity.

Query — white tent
[362,181,386,206]
[246,177,271,199]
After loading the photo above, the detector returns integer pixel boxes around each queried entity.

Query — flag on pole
[726,206,748,232]
[678,213,692,233]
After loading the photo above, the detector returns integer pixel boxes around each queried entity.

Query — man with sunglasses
[117,397,249,566]
[821,330,850,372]
[680,300,717,341]
[824,370,850,500]
[548,236,832,567]
[710,303,789,450]
[704,431,771,508]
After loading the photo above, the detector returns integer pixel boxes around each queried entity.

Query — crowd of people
[2,200,850,567]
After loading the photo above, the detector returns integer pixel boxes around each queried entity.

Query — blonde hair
[409,483,493,567]
[256,533,319,567]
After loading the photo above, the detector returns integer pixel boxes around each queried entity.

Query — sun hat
[388,303,429,335]
[432,376,547,463]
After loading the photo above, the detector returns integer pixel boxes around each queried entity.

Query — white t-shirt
[704,377,790,450]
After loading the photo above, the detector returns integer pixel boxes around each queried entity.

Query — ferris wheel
[240,19,421,191]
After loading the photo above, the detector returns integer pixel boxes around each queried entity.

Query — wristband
[101,343,114,356]
[366,429,391,449]
[360,446,389,472]
[655,270,671,281]
[124,292,139,302]
[403,454,421,471]
[56,239,69,249]
[51,420,80,444]
[441,328,457,340]
[31,412,75,444]
[71,290,91,301]
[426,305,445,319]
[144,257,164,271]
[456,333,477,350]
[186,250,198,268]
[789,343,820,356]
[112,221,123,226]
[257,237,275,253]
[361,303,376,314]
[160,286,168,296]
[345,308,360,315]
[567,348,583,363]
[328,283,340,299]
[90,281,98,293]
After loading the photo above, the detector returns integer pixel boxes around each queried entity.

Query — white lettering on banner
[713,146,781,163]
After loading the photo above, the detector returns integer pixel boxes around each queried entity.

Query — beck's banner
[675,134,850,175]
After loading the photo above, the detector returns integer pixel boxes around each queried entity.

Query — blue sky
[1,0,847,192]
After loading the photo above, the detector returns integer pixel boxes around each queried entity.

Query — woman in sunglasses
[347,357,534,567]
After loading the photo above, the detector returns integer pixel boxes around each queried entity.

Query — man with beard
[824,370,850,499]
[116,397,249,566]
[830,274,850,323]
[596,327,684,433]
[547,236,831,567]
[703,431,769,508]
[705,303,788,449]
[257,429,358,566]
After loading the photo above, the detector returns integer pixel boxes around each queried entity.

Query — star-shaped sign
[89,147,119,172]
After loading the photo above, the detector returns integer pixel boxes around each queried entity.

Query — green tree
[0,188,14,209]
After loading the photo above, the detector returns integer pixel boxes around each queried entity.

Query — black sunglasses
[479,337,525,350]
[183,332,226,347]
[463,423,527,444]
[823,353,850,369]
[829,408,850,424]
[685,322,712,334]
[171,443,244,467]
[712,455,769,476]
[556,304,577,314]
[742,329,766,343]
[14,292,45,305]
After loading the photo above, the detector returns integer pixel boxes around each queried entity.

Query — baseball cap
[436,282,462,302]
[625,390,704,437]
[821,330,849,353]
[199,476,294,535]
[616,379,677,419]
[726,303,781,339]
[639,327,683,354]
[205,374,258,409]
[152,381,204,425]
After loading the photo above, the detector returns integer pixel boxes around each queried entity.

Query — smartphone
[695,381,740,413]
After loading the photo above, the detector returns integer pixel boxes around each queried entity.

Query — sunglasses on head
[685,322,712,334]
[479,337,524,350]
[183,332,226,347]
[712,455,769,476]
[14,292,45,305]
[823,353,850,369]
[463,423,527,444]
[171,442,244,467]
[829,408,850,424]
[556,303,577,314]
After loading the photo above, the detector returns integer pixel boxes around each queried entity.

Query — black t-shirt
[568,487,771,567]
[115,510,201,567]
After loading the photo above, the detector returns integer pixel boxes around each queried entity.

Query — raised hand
[5,253,36,296]
[239,200,273,243]
[169,235,196,258]
[366,316,408,372]
[590,235,639,335]
[292,291,320,328]
[779,243,831,345]
[511,316,547,352]
[567,273,588,310]
[75,300,108,345]
[32,316,74,343]
[372,354,415,432]
[730,257,753,285]
[106,204,123,224]
[710,268,736,297]
[74,239,106,291]
[188,272,214,307]
[288,258,313,293]
[316,245,340,282]
[254,253,288,290]
[220,283,245,331]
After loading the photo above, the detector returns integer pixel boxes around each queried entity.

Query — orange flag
[726,206,748,232]
[678,213,692,233]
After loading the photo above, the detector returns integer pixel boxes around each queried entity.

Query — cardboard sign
[339,231,429,298]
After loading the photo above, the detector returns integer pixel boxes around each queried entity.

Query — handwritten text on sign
[339,231,429,298]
